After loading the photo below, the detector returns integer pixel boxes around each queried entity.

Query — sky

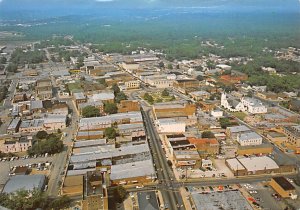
[0,0,299,18]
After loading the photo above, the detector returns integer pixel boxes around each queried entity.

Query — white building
[211,110,223,118]
[125,80,140,89]
[156,118,186,133]
[237,132,262,146]
[221,93,246,112]
[241,97,267,114]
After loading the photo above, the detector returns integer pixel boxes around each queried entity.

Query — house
[269,177,297,199]
[241,97,267,114]
[36,78,53,100]
[221,93,246,112]
[237,132,262,146]
[0,136,32,153]
[283,125,300,147]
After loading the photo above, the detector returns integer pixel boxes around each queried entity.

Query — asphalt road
[143,109,185,209]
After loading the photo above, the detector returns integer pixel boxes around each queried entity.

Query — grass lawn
[232,112,247,121]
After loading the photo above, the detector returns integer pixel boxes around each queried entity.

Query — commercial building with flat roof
[110,159,156,185]
[2,175,45,193]
[137,191,160,210]
[269,177,297,199]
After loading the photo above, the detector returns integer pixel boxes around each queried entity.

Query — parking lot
[0,155,54,191]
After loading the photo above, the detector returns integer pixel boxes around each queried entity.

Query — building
[187,137,220,156]
[117,100,140,113]
[125,80,140,89]
[237,132,262,146]
[269,177,297,199]
[241,97,267,114]
[62,175,84,197]
[79,101,104,115]
[89,91,115,103]
[86,64,118,76]
[82,171,109,210]
[0,136,32,153]
[137,191,160,210]
[226,125,251,140]
[153,101,196,119]
[43,114,66,130]
[283,125,300,147]
[221,93,246,112]
[76,131,104,140]
[174,79,199,90]
[189,91,210,101]
[73,92,87,108]
[2,175,45,193]
[211,109,223,118]
[7,118,21,134]
[156,118,186,133]
[226,156,281,176]
[122,61,140,72]
[110,159,156,185]
[19,119,44,133]
[173,150,201,169]
[36,78,53,100]
[79,111,143,131]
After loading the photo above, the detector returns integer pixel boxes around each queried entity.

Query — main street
[142,109,185,209]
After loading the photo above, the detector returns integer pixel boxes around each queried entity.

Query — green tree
[82,106,100,118]
[202,131,215,138]
[144,93,154,104]
[48,195,71,210]
[104,102,118,114]
[167,63,173,69]
[115,92,127,103]
[76,56,84,69]
[0,57,7,64]
[36,130,48,139]
[6,63,18,73]
[196,75,204,81]
[113,186,127,203]
[161,89,169,97]
[111,83,120,96]
[158,61,164,68]
[104,127,117,139]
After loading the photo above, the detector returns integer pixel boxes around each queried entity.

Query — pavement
[0,156,54,191]
[143,108,185,210]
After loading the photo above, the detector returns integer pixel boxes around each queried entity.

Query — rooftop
[2,175,45,193]
[110,159,155,180]
[239,132,262,141]
[137,191,159,210]
[273,177,295,191]
[227,125,251,133]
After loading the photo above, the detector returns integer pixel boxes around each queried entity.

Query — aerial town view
[0,0,300,209]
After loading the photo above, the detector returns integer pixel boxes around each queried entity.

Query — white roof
[226,158,245,171]
[239,132,262,141]
[110,159,155,180]
[238,156,279,172]
[89,91,114,102]
[227,125,251,133]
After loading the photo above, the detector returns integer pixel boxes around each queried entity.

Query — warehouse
[2,175,45,194]
[269,177,297,199]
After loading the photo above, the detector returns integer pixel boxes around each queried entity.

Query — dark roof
[166,134,185,138]
[138,191,159,210]
[170,140,190,146]
[273,177,295,191]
